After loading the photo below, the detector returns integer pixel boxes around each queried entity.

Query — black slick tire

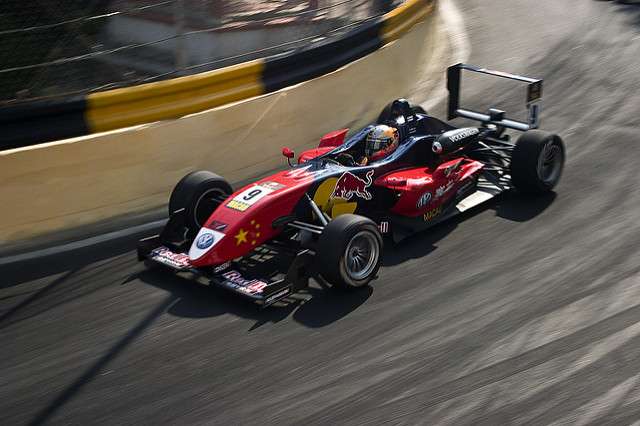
[510,130,565,194]
[168,171,232,234]
[317,214,383,289]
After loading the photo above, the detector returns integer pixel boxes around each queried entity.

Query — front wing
[137,235,313,307]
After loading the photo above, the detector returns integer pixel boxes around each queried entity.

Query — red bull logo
[331,170,374,201]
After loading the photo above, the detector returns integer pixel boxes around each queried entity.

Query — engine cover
[432,127,480,154]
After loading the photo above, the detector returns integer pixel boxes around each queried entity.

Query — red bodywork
[298,128,348,163]
[190,166,319,267]
[191,129,351,267]
[298,147,334,164]
[377,158,483,217]
[318,128,348,147]
[188,128,485,268]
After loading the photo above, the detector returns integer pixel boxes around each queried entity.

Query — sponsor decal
[234,220,262,246]
[227,185,276,212]
[528,102,540,128]
[213,261,231,273]
[407,116,417,135]
[449,128,479,143]
[196,233,215,249]
[378,221,390,234]
[435,180,455,199]
[150,247,191,269]
[312,178,357,220]
[246,281,267,294]
[265,288,291,304]
[331,170,374,201]
[209,220,228,231]
[443,160,462,177]
[189,228,225,260]
[221,270,268,294]
[227,199,250,211]
[416,192,432,209]
[189,226,225,260]
[259,181,285,191]
[423,206,441,221]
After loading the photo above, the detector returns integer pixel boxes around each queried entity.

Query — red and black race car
[138,64,565,307]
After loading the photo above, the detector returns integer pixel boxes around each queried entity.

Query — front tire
[510,130,565,194]
[169,171,232,235]
[317,214,383,289]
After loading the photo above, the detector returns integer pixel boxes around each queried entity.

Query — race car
[138,64,565,307]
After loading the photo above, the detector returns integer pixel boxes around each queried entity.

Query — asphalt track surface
[4,1,640,424]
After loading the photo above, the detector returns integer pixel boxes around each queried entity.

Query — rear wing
[447,63,543,131]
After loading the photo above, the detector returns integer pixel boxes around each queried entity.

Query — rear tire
[169,171,232,235]
[317,214,383,289]
[510,130,565,194]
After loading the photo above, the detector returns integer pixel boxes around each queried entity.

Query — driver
[357,124,399,165]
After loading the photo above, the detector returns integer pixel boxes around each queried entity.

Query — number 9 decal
[226,184,276,211]
[243,188,263,201]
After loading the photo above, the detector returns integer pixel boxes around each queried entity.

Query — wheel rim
[537,141,563,184]
[194,188,227,227]
[343,231,379,281]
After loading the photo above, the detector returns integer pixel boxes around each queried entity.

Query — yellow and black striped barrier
[87,60,265,133]
[0,0,434,151]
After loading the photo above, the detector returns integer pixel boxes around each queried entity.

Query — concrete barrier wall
[0,7,440,248]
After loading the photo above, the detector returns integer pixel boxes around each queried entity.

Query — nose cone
[188,168,320,267]
[189,216,275,267]
[189,227,226,261]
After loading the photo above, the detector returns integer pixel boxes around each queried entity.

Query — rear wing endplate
[447,63,543,131]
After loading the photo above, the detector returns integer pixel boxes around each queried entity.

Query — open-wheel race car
[138,64,565,307]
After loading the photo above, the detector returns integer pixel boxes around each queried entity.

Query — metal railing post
[174,0,187,74]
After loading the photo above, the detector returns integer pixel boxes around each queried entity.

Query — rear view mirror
[282,147,295,167]
[282,147,295,159]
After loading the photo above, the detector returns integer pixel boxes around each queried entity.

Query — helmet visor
[365,137,391,157]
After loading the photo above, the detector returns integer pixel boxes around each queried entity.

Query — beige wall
[0,13,439,246]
